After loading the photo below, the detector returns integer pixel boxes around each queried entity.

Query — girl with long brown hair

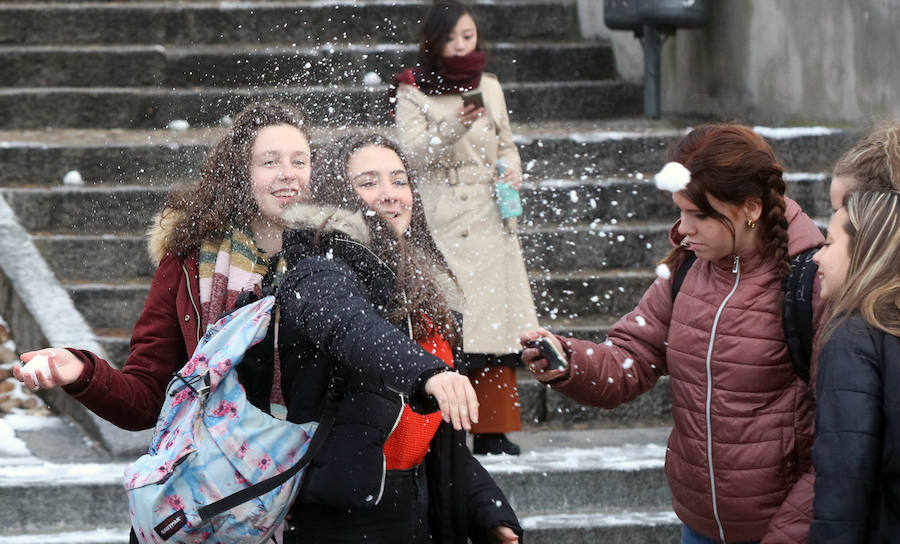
[809,190,900,542]
[521,124,825,543]
[275,133,522,543]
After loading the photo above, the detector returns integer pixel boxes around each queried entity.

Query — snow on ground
[0,528,128,544]
[752,126,843,139]
[477,442,666,474]
[520,509,679,529]
[0,461,129,486]
[0,419,30,457]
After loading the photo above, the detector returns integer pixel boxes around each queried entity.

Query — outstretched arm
[278,255,478,429]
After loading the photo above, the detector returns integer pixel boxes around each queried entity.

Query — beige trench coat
[395,74,539,355]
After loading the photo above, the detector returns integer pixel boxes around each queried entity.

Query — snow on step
[0,461,129,487]
[0,528,128,544]
[478,442,666,474]
[521,509,679,530]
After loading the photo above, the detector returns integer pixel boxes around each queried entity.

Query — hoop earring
[746,219,757,230]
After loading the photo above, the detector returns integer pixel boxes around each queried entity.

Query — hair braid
[761,179,791,278]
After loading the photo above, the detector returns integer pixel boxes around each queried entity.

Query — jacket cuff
[61,348,96,395]
[407,366,449,414]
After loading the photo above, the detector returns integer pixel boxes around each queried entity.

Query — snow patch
[62,170,83,186]
[478,442,666,474]
[655,263,671,280]
[753,126,842,139]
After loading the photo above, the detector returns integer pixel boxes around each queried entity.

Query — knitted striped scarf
[197,227,269,331]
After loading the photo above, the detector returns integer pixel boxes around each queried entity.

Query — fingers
[426,372,479,431]
[494,526,519,542]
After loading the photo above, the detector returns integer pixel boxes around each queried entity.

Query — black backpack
[670,248,818,382]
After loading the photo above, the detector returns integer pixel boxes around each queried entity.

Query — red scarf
[389,50,486,114]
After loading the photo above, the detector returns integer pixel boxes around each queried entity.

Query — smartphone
[525,337,569,371]
[462,89,484,110]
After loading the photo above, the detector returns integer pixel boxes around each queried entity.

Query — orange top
[383,329,454,470]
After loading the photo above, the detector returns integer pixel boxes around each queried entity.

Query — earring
[747,219,757,230]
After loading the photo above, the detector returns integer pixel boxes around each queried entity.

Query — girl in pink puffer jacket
[521,124,824,544]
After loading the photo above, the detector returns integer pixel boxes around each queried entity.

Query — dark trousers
[285,465,431,544]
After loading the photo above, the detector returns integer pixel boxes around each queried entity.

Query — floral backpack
[125,296,332,544]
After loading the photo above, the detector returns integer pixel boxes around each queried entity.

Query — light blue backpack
[124,296,329,544]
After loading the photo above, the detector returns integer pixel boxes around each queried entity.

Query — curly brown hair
[661,124,792,277]
[161,102,308,256]
[310,132,461,348]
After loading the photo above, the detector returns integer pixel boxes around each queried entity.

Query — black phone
[525,337,569,371]
[462,89,484,110]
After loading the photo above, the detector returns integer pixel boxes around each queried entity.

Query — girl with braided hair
[520,124,825,544]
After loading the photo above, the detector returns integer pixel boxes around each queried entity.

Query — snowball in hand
[654,161,691,193]
[22,354,51,383]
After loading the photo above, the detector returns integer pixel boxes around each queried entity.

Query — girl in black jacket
[276,133,522,543]
[810,190,900,543]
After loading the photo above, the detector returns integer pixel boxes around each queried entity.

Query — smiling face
[442,13,478,58]
[813,208,852,300]
[347,145,414,236]
[673,191,761,262]
[249,124,311,223]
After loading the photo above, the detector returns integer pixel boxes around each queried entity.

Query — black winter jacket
[810,315,900,543]
[275,206,523,543]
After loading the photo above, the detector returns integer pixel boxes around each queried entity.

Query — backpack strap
[670,253,697,302]
[782,248,818,383]
[197,378,341,521]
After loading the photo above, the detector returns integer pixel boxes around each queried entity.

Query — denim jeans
[681,524,761,544]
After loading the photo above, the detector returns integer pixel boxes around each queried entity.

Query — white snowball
[362,71,382,86]
[655,263,672,280]
[654,161,691,192]
[22,354,50,383]
[167,119,190,131]
[62,170,83,185]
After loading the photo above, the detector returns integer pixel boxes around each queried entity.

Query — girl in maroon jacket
[14,102,314,429]
[14,103,479,434]
[522,124,824,544]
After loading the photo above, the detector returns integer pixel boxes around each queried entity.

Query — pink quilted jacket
[551,198,823,542]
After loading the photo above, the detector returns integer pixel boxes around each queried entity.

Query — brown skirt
[467,365,521,434]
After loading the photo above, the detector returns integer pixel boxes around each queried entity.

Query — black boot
[473,433,521,456]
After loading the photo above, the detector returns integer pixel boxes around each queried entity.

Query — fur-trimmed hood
[146,210,183,266]
[281,203,372,246]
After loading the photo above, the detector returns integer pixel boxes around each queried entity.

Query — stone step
[31,219,672,284]
[0,417,673,539]
[1,168,830,237]
[0,80,642,129]
[0,124,851,186]
[59,268,656,335]
[520,510,680,544]
[0,0,581,46]
[1,186,169,234]
[0,41,616,88]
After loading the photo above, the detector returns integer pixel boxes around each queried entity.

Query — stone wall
[579,0,900,125]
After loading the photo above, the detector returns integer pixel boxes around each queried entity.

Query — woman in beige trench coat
[392,0,539,455]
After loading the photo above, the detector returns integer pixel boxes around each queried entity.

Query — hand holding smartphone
[524,336,569,371]
[462,89,484,110]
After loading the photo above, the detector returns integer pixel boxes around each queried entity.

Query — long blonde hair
[818,190,900,349]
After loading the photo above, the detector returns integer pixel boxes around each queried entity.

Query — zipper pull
[732,255,740,274]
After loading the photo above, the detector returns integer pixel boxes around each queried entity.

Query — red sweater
[383,330,454,470]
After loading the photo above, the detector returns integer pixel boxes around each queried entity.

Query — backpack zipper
[706,254,741,543]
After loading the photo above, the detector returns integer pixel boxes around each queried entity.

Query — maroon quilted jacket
[63,252,202,430]
[550,198,823,542]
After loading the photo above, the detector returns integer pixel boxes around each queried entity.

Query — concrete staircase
[0,1,856,542]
